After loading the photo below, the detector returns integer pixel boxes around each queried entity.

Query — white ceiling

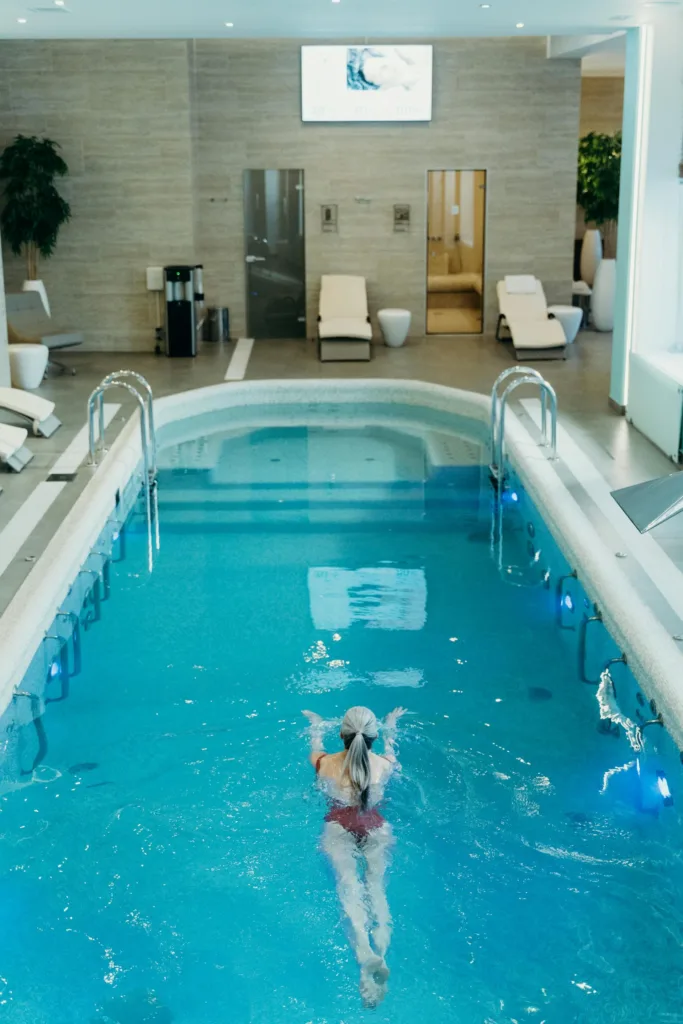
[582,31,626,74]
[1,0,678,40]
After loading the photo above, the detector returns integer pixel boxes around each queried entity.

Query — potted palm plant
[577,130,621,331]
[0,135,71,316]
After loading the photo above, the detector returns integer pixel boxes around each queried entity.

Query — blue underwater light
[562,593,574,612]
[49,661,60,679]
[636,757,674,812]
[657,771,673,806]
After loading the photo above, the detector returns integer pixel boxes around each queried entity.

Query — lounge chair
[496,276,567,360]
[5,291,84,375]
[0,386,61,438]
[318,275,372,362]
[0,423,33,472]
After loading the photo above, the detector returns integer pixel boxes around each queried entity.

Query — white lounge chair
[318,275,372,362]
[496,276,567,361]
[0,423,33,472]
[6,291,84,375]
[0,387,61,438]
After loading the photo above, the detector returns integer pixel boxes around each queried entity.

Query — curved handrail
[494,376,558,482]
[96,370,157,480]
[87,381,155,571]
[490,366,548,466]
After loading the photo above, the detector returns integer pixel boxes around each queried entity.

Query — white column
[610,13,683,408]
[0,235,10,388]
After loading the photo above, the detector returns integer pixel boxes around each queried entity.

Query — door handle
[245,255,266,263]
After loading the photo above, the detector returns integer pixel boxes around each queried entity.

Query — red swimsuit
[315,754,385,839]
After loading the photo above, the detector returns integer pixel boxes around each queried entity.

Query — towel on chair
[504,275,537,294]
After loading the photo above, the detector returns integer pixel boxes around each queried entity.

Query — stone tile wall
[0,38,580,350]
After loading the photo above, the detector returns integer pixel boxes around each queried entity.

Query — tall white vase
[580,229,603,287]
[591,258,616,332]
[22,280,51,317]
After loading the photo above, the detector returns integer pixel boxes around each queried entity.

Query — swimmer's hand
[384,706,410,729]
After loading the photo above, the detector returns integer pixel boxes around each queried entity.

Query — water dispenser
[164,265,198,358]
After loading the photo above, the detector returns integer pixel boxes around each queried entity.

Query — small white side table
[548,305,583,344]
[9,343,49,390]
[378,308,411,348]
[572,280,592,327]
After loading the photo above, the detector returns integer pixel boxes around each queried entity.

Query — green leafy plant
[0,135,71,280]
[577,130,622,228]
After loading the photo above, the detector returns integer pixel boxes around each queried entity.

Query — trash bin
[204,307,230,343]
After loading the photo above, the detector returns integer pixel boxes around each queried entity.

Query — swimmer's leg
[322,821,373,965]
[363,823,394,962]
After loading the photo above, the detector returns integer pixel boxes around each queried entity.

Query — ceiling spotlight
[17,16,27,21]
[516,21,525,27]
[480,3,491,7]
[54,0,65,5]
[225,21,234,26]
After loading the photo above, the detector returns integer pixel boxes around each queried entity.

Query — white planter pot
[580,229,603,287]
[22,280,51,317]
[591,258,616,332]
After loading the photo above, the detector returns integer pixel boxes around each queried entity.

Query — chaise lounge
[496,276,567,361]
[0,423,33,472]
[0,386,61,438]
[318,275,372,362]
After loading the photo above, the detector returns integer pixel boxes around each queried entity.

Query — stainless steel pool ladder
[86,371,159,572]
[489,367,558,483]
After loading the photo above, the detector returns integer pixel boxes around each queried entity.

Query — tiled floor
[0,329,678,616]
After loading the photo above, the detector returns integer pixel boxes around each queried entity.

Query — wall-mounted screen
[301,45,433,123]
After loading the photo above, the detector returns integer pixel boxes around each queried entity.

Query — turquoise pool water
[2,412,683,1023]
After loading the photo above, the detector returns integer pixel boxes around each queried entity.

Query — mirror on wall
[426,170,486,335]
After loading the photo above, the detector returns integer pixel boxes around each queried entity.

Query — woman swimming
[302,705,408,1007]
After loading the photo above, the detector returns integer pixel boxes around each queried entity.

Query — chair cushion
[319,276,369,321]
[506,317,566,350]
[497,279,548,321]
[319,317,373,341]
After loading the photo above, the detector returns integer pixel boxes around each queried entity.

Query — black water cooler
[164,265,203,357]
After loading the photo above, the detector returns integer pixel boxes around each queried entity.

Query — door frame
[424,168,489,337]
[243,168,307,340]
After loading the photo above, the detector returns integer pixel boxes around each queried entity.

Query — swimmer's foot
[360,955,389,1007]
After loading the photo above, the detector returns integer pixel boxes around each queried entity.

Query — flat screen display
[301,45,433,123]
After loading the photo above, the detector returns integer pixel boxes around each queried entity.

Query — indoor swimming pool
[2,402,683,1024]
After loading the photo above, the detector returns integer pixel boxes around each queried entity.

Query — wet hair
[340,706,379,808]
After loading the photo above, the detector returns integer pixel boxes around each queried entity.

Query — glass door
[244,169,306,339]
[426,170,486,335]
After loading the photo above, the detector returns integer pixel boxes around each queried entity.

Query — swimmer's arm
[302,710,332,766]
[382,706,409,764]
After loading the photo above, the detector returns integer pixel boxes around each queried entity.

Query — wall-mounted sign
[394,204,411,232]
[321,204,338,232]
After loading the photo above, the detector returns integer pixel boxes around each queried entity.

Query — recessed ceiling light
[17,16,27,22]
[480,3,491,7]
[225,21,234,26]
[54,0,65,5]
[516,21,525,27]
